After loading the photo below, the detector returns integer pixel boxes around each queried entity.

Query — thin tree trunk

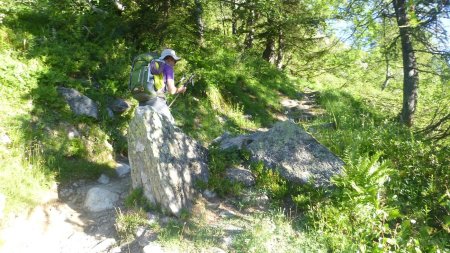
[262,35,276,64]
[158,0,171,46]
[219,0,227,35]
[381,14,391,91]
[232,0,238,35]
[276,29,285,70]
[382,53,392,90]
[393,0,419,127]
[244,7,255,48]
[194,0,205,45]
[162,0,170,18]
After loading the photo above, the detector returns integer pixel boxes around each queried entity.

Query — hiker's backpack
[128,52,166,102]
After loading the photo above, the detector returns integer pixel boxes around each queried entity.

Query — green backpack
[128,52,165,102]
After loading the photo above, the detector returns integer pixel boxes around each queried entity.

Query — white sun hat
[159,48,181,61]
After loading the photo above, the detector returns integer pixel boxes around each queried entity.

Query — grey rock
[84,187,119,212]
[218,134,257,150]
[247,121,343,186]
[108,247,122,253]
[219,209,236,219]
[59,188,74,199]
[66,125,80,139]
[110,98,130,114]
[221,236,233,249]
[97,174,110,184]
[225,166,255,187]
[147,212,159,224]
[115,162,131,178]
[217,121,344,187]
[107,108,114,118]
[57,86,98,119]
[202,189,217,199]
[0,133,11,145]
[128,107,209,217]
[223,224,243,233]
[135,226,146,237]
[143,242,164,253]
[211,131,231,145]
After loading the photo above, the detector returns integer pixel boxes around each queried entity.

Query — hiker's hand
[177,86,187,94]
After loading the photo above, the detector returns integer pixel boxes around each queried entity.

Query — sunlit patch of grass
[0,45,55,219]
[207,85,259,131]
[232,209,327,253]
[0,141,54,217]
[115,208,151,243]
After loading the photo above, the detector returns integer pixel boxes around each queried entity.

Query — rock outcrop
[218,121,344,187]
[128,106,209,217]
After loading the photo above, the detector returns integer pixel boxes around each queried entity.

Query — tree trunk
[393,0,419,127]
[263,18,276,64]
[382,53,392,90]
[162,0,171,17]
[231,0,238,35]
[158,0,171,46]
[194,0,205,45]
[262,35,276,64]
[244,7,255,49]
[276,29,285,70]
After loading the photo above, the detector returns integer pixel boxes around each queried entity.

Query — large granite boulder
[128,106,208,216]
[218,121,344,187]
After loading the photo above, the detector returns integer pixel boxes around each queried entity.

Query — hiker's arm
[167,79,186,95]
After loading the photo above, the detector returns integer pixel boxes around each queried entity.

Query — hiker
[140,48,187,123]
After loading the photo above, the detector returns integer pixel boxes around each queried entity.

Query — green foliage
[124,188,155,212]
[115,208,149,243]
[299,87,450,252]
[232,210,326,253]
[205,147,246,197]
[1,0,449,252]
[251,161,289,201]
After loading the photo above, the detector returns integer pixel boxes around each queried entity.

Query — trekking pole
[169,74,195,108]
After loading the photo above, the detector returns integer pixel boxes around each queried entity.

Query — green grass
[0,40,54,217]
[1,1,448,252]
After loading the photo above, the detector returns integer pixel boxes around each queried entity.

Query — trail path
[0,176,130,253]
[0,90,322,253]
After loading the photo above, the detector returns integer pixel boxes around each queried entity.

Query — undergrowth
[1,1,448,252]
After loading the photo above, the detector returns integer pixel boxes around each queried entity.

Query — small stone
[135,226,146,237]
[159,216,173,225]
[110,99,130,114]
[206,202,220,209]
[147,212,159,224]
[225,166,256,187]
[0,133,11,145]
[97,174,110,184]
[107,108,114,118]
[108,247,122,253]
[57,86,98,119]
[143,242,164,253]
[219,209,236,219]
[221,236,233,248]
[59,188,74,199]
[67,125,80,139]
[115,163,131,178]
[203,190,217,199]
[84,187,119,212]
